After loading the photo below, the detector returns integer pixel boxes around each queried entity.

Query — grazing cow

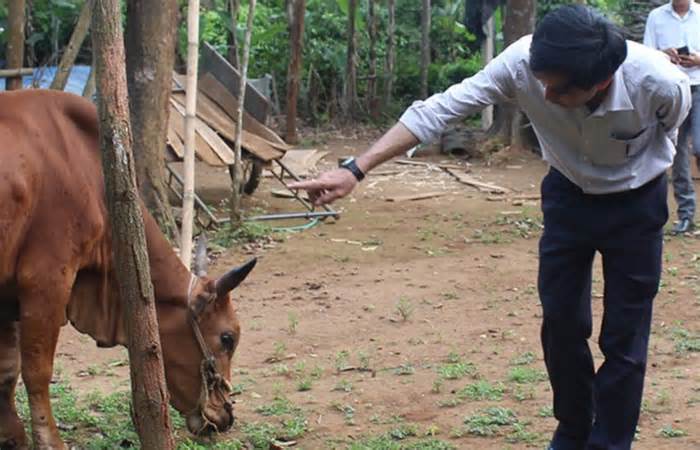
[0,89,255,450]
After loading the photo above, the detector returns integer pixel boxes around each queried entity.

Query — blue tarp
[0,65,91,95]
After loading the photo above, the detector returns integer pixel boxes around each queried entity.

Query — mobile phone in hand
[677,46,690,56]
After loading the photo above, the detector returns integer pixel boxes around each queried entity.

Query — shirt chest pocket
[587,127,654,166]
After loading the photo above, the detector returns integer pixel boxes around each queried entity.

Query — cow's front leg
[0,321,27,449]
[18,283,69,450]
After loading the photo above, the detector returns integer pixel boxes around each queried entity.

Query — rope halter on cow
[186,274,234,434]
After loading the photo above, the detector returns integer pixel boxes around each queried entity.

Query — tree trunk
[343,0,358,120]
[420,0,431,99]
[7,0,26,91]
[181,0,200,269]
[51,0,94,91]
[227,0,240,68]
[125,0,179,242]
[91,1,175,449]
[285,0,305,144]
[367,0,379,119]
[230,0,257,224]
[492,0,535,144]
[383,0,396,110]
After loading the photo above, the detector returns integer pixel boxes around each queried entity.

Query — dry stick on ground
[230,0,257,223]
[181,0,200,268]
[92,0,175,447]
[50,0,94,90]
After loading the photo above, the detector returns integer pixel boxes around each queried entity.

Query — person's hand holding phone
[662,47,682,64]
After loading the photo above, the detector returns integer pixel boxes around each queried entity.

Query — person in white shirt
[644,0,700,234]
[291,5,690,450]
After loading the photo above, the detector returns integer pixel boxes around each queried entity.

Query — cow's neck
[141,208,191,307]
[68,205,191,347]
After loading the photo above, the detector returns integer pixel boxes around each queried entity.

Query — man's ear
[595,76,614,92]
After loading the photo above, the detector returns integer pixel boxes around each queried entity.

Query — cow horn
[193,234,209,277]
[215,258,257,297]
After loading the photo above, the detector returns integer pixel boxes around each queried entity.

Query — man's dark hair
[530,5,627,90]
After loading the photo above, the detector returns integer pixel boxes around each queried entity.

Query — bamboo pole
[229,0,257,224]
[50,0,94,90]
[180,0,200,268]
[0,68,33,78]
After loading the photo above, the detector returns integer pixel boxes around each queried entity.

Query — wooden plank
[171,91,283,162]
[170,99,235,165]
[167,123,184,158]
[198,73,289,149]
[444,168,510,194]
[199,43,270,123]
[0,68,34,78]
[168,102,223,166]
[385,192,448,202]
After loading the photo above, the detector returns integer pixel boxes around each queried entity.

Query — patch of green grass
[508,367,547,384]
[241,422,280,449]
[537,405,554,418]
[463,407,518,436]
[388,423,419,440]
[394,363,416,376]
[658,425,687,438]
[331,402,356,425]
[255,396,301,417]
[506,422,544,445]
[396,297,414,322]
[287,312,299,335]
[346,434,456,450]
[510,351,536,366]
[211,221,275,247]
[671,327,700,354]
[456,380,505,401]
[334,379,353,393]
[296,377,313,391]
[437,358,477,380]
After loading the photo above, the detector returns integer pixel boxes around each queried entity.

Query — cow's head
[157,236,255,435]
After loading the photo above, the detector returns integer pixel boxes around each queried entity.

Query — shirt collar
[665,1,698,18]
[590,68,633,117]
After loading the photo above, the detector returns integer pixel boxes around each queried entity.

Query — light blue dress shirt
[400,36,691,194]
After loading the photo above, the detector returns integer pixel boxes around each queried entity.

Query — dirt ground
[54,132,700,449]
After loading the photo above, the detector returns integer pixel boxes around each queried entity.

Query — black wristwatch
[339,157,366,182]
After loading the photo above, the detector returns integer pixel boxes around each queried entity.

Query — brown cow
[0,89,254,449]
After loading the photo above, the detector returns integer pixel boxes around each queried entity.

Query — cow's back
[0,90,108,290]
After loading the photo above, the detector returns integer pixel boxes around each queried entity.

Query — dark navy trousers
[538,168,667,450]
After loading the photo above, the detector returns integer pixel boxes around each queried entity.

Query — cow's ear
[193,234,208,277]
[215,258,257,297]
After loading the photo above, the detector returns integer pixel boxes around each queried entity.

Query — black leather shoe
[671,218,695,235]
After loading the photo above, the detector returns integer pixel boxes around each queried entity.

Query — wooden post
[181,0,200,268]
[285,0,305,144]
[383,0,396,110]
[343,0,358,120]
[481,16,494,130]
[367,0,379,119]
[50,0,94,91]
[91,1,175,448]
[230,0,257,224]
[420,0,431,99]
[7,0,26,91]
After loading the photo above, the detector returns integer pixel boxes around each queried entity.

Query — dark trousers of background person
[672,85,700,224]
[538,168,668,450]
